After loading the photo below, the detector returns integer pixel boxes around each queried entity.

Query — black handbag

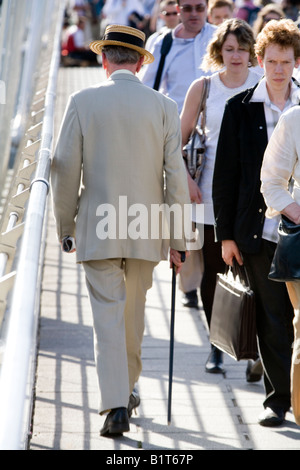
[210,261,258,361]
[269,215,300,282]
[182,77,210,185]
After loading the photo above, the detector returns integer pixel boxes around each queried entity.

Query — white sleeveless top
[193,68,260,224]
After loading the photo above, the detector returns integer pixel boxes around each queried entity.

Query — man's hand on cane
[169,249,188,273]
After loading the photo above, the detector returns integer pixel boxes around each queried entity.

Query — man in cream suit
[51,25,190,437]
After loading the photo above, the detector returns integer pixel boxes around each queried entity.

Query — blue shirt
[139,22,216,113]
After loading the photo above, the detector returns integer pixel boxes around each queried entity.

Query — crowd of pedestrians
[53,0,300,436]
[60,0,300,66]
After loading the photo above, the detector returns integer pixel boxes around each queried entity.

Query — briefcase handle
[227,259,251,289]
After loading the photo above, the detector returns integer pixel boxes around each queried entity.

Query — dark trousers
[200,225,225,327]
[242,240,294,412]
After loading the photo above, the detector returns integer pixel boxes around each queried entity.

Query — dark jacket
[212,83,269,254]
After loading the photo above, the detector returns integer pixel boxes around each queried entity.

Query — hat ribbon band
[103,31,145,49]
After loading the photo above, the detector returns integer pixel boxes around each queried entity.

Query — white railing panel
[0,0,65,449]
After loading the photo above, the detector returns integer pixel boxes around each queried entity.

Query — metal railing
[0,0,65,450]
[0,0,53,194]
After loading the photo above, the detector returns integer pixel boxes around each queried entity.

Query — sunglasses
[162,11,178,16]
[179,4,206,13]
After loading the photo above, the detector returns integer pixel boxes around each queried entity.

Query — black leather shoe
[128,389,140,418]
[246,358,263,383]
[181,290,199,309]
[100,407,130,436]
[258,407,285,427]
[205,345,225,374]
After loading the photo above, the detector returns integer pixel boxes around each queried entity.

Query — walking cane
[168,251,185,425]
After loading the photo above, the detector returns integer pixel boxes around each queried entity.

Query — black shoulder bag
[153,31,173,91]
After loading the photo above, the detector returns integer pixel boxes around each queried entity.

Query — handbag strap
[192,77,210,136]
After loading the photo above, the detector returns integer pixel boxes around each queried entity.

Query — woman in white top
[181,18,260,372]
[261,106,300,426]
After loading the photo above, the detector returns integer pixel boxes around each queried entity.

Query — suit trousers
[284,281,300,426]
[83,258,157,414]
[242,240,294,412]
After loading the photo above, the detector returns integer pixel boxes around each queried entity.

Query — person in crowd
[72,0,91,17]
[71,0,94,41]
[149,0,180,34]
[140,0,216,310]
[146,0,180,50]
[281,0,300,21]
[101,0,147,29]
[261,106,300,427]
[252,2,285,37]
[181,18,260,373]
[158,0,181,29]
[51,24,190,438]
[207,0,234,25]
[88,0,105,40]
[61,16,98,66]
[235,0,261,26]
[139,0,216,113]
[212,19,300,426]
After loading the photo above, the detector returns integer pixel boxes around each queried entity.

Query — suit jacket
[212,84,268,254]
[51,71,190,263]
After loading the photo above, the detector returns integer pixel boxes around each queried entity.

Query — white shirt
[102,0,145,26]
[261,107,300,220]
[72,27,85,48]
[139,22,216,113]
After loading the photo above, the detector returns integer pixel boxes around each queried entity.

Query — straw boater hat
[90,25,154,65]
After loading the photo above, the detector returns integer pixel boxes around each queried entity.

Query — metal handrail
[0,0,55,316]
[0,0,65,450]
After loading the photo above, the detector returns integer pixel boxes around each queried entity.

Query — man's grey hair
[102,45,142,64]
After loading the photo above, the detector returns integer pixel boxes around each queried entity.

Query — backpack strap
[153,31,173,91]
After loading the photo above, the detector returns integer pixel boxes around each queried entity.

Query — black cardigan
[212,83,271,254]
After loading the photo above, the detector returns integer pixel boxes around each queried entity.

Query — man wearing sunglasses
[146,0,180,51]
[140,0,216,113]
[160,0,180,30]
